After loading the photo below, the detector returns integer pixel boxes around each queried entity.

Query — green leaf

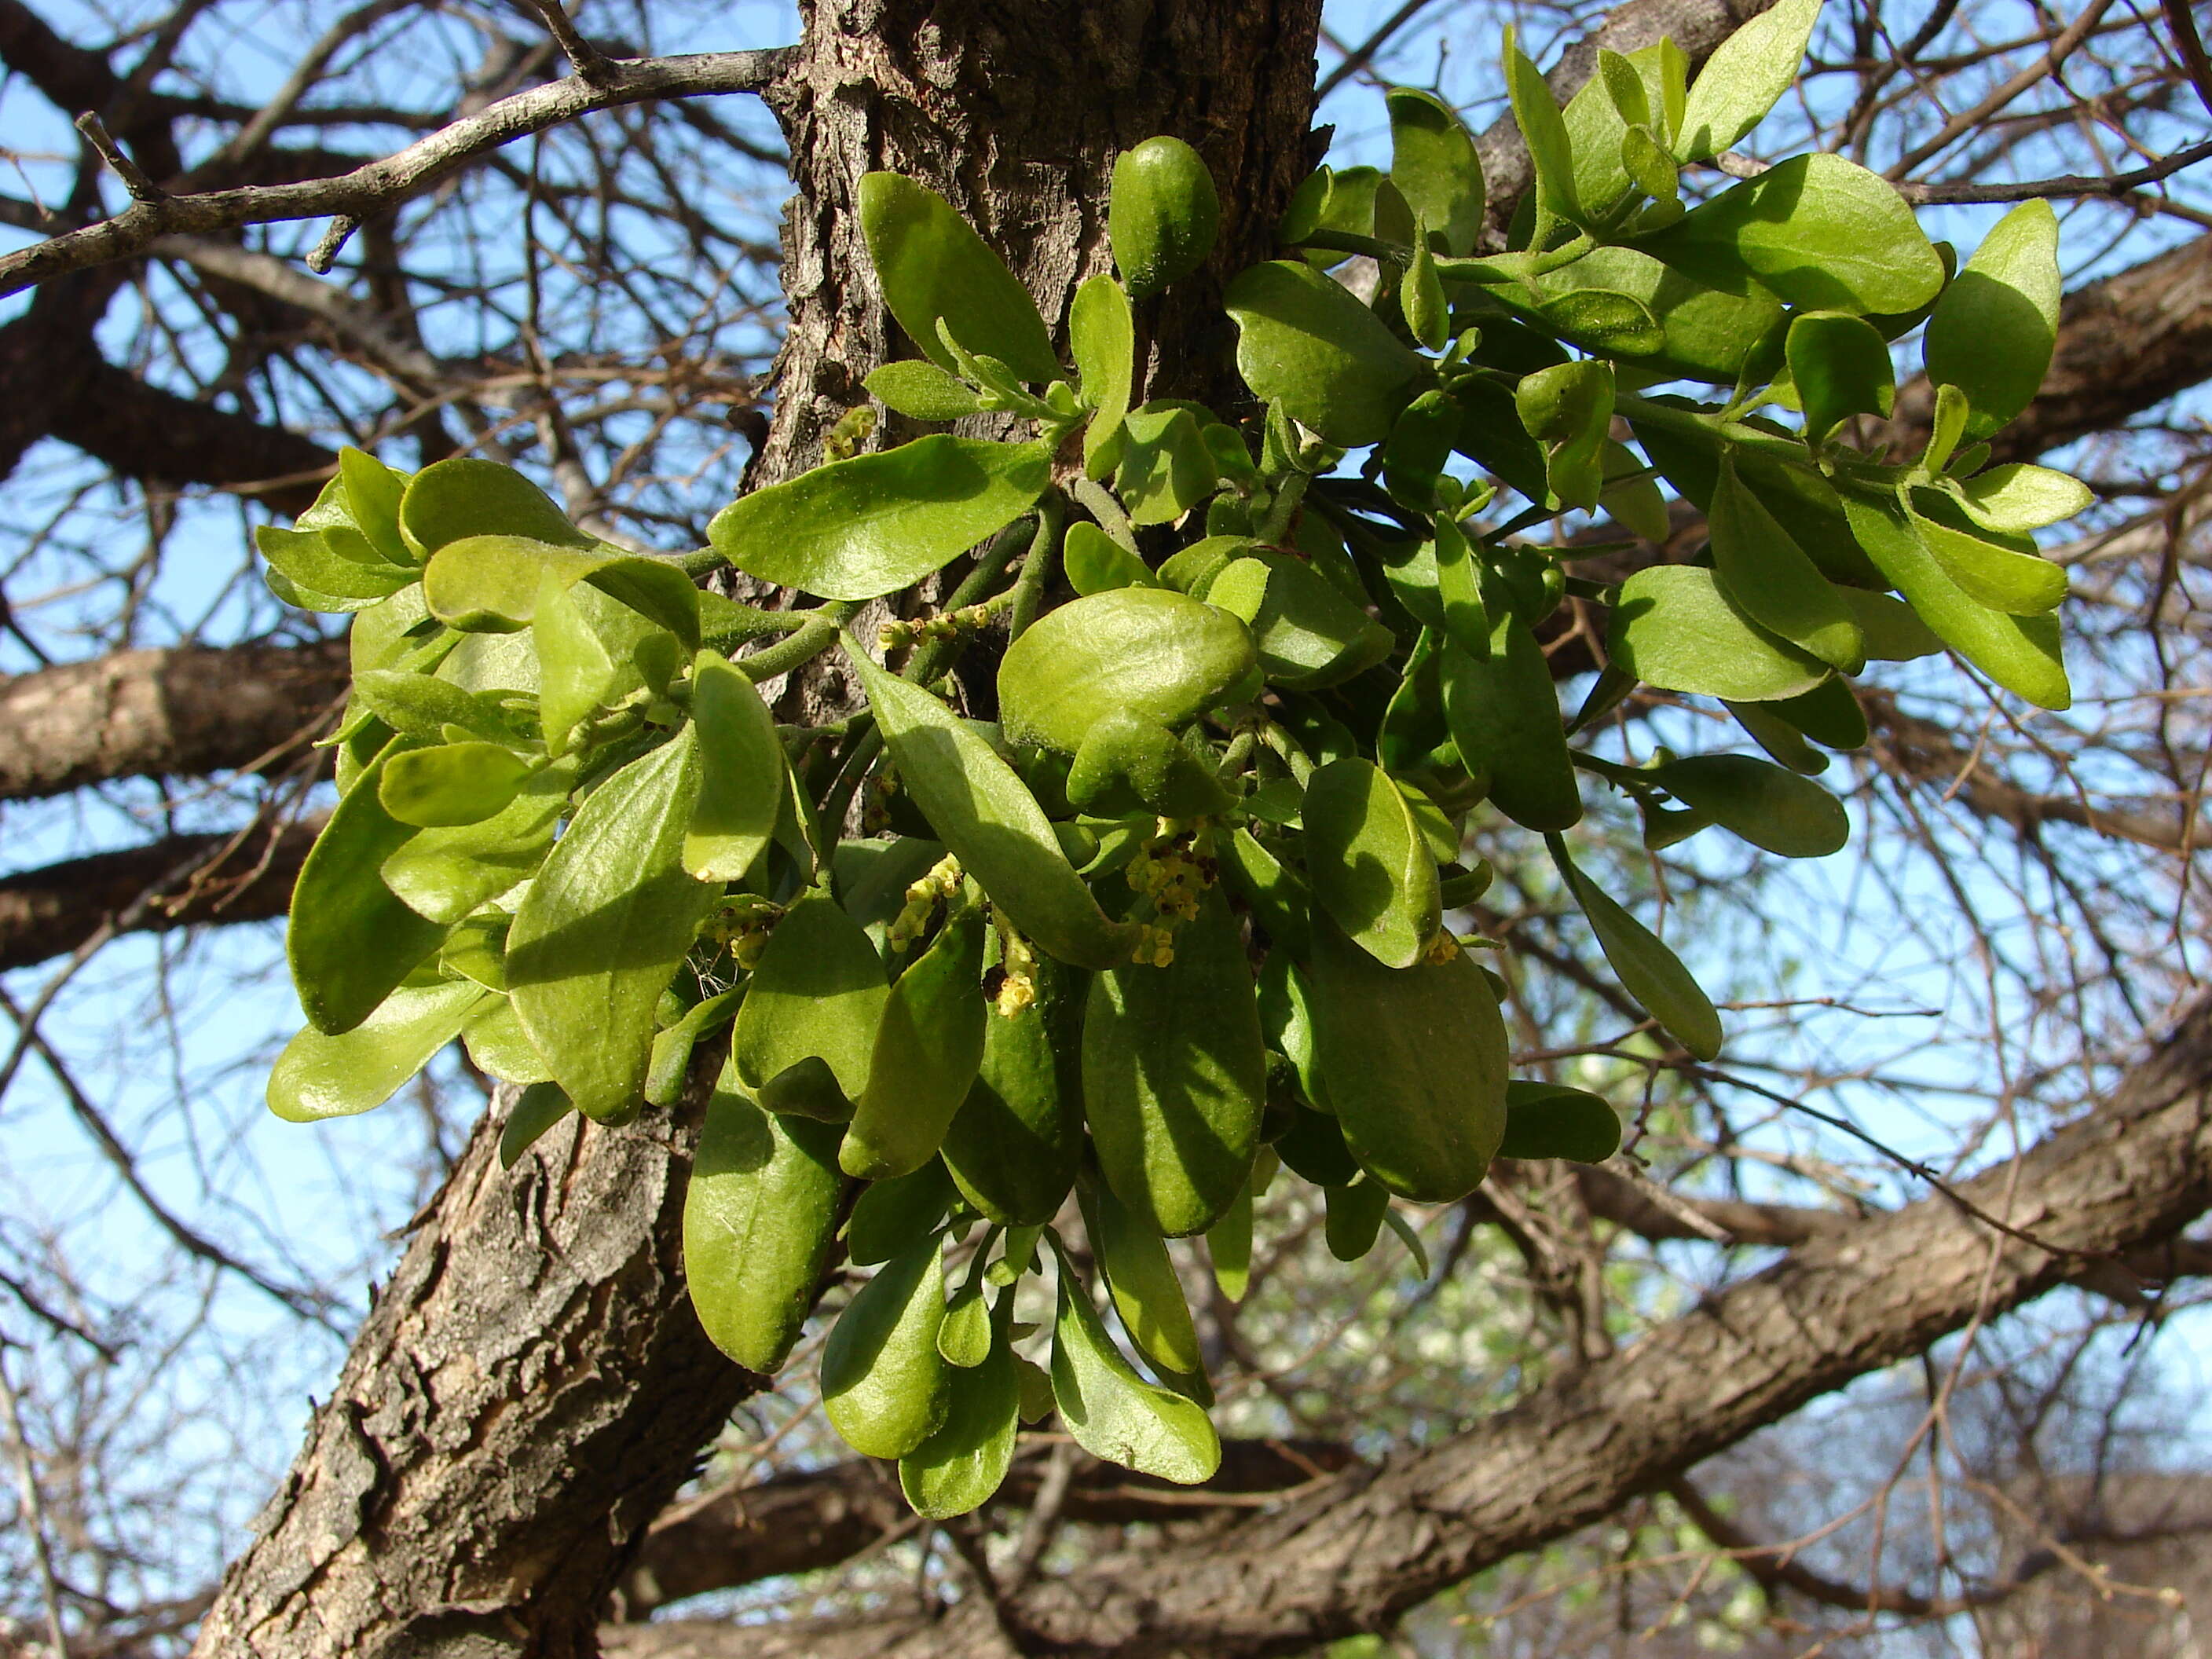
[507,731,720,1120]
[821,1232,950,1459]
[1640,154,1943,315]
[1084,1173,1203,1379]
[734,889,889,1111]
[1324,1176,1391,1262]
[1786,310,1895,441]
[1624,38,1689,153]
[1503,27,1581,223]
[1221,826,1313,957]
[288,738,452,1034]
[1835,587,1943,661]
[1925,200,2060,440]
[338,448,412,566]
[1536,288,1668,359]
[256,525,415,602]
[1110,137,1221,299]
[936,1280,993,1368]
[1946,463,2091,535]
[847,1159,957,1268]
[998,587,1255,754]
[1275,1101,1361,1185]
[398,458,594,559]
[1441,618,1583,832]
[379,760,572,925]
[1535,247,1782,383]
[844,904,987,1180]
[378,742,533,828]
[1608,566,1829,701]
[851,649,1141,972]
[422,535,700,650]
[1064,520,1159,594]
[1072,273,1136,479]
[1840,490,2070,708]
[1302,757,1442,969]
[686,650,785,883]
[1562,50,1650,223]
[350,669,503,742]
[1237,550,1393,692]
[1404,236,1448,351]
[942,952,1087,1226]
[643,987,742,1106]
[686,1070,847,1373]
[1907,493,2067,614]
[1388,88,1485,255]
[1601,441,1671,543]
[1067,712,1236,819]
[1083,887,1265,1236]
[858,172,1061,385]
[1207,1178,1253,1302]
[1516,359,1613,511]
[1548,837,1722,1059]
[709,437,1051,602]
[1048,1238,1221,1483]
[1651,753,1848,856]
[866,359,984,422]
[532,571,613,757]
[268,979,486,1122]
[499,1081,575,1168]
[1225,261,1428,447]
[900,1306,1020,1518]
[1498,1080,1622,1162]
[1117,405,1219,525]
[1710,455,1865,670]
[1676,0,1822,162]
[1309,915,1508,1203]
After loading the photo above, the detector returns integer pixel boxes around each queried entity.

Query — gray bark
[0,639,347,802]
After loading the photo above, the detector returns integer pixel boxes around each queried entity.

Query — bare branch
[0,46,797,297]
[0,817,320,975]
[0,639,348,803]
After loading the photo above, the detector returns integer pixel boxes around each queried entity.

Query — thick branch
[0,639,348,802]
[0,47,795,296]
[0,818,318,973]
[617,1440,1361,1617]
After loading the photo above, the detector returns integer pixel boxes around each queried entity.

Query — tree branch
[0,46,797,296]
[617,1440,1363,1617]
[0,817,320,974]
[0,639,348,802]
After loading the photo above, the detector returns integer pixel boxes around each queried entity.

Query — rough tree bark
[188,4,1324,1654]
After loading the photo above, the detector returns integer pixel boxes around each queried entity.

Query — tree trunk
[189,5,1323,1654]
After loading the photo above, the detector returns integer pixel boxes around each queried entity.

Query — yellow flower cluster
[706,893,784,970]
[888,852,965,950]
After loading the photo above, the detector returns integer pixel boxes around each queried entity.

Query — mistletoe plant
[262,0,2082,1518]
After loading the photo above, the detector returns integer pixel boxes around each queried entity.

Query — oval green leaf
[507,731,720,1120]
[709,436,1049,602]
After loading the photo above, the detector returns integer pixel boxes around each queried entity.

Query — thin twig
[3,46,795,296]
[0,1341,71,1657]
[526,0,621,87]
[73,112,163,203]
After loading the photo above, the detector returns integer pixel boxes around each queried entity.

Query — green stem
[1007,489,1067,643]
[1069,476,1137,551]
[738,602,853,683]
[818,720,884,839]
[903,514,1036,684]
